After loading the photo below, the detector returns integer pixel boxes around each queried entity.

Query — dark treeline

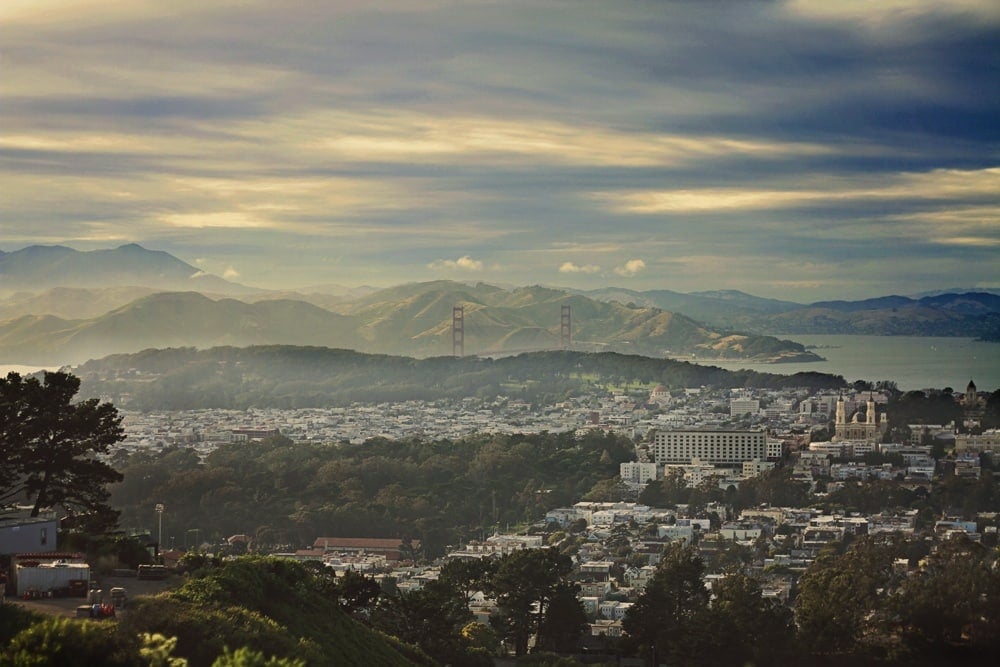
[6,539,996,666]
[111,431,636,556]
[77,345,847,409]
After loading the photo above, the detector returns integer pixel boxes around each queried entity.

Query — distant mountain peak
[0,243,261,296]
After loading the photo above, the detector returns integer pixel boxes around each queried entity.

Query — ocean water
[704,335,999,392]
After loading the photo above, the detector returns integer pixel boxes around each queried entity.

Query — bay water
[704,335,999,392]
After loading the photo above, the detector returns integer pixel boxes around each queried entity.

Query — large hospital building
[652,429,777,466]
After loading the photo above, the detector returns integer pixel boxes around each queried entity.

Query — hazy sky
[2,0,998,300]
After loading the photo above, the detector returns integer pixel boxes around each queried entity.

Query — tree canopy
[0,371,124,528]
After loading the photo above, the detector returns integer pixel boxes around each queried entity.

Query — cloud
[0,1,996,301]
[613,259,646,277]
[594,168,1000,214]
[161,212,270,229]
[223,266,240,279]
[428,256,484,272]
[313,111,833,168]
[558,262,601,274]
[784,0,1000,29]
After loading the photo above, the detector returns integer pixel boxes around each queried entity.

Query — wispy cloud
[595,168,1000,214]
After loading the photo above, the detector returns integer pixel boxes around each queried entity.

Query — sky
[1,0,998,301]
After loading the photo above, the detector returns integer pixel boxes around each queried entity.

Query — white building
[653,429,768,466]
[956,430,1000,454]
[730,397,760,417]
[657,518,705,543]
[620,461,660,485]
[742,458,776,478]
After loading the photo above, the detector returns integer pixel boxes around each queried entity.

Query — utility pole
[155,504,164,559]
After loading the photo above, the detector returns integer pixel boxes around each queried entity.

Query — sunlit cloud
[595,168,1000,214]
[785,0,1000,29]
[223,266,241,279]
[428,256,484,272]
[930,236,1000,247]
[613,259,646,277]
[312,112,835,167]
[559,262,601,274]
[160,212,271,229]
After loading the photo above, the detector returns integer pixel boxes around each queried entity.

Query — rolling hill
[2,243,992,367]
[579,287,1000,337]
[0,292,361,364]
[0,282,818,365]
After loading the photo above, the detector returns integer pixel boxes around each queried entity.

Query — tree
[211,647,305,667]
[534,582,587,653]
[438,558,495,605]
[370,580,473,664]
[1,617,141,666]
[329,570,381,619]
[622,544,710,666]
[983,389,1000,429]
[794,537,899,657]
[708,573,795,665]
[0,372,125,528]
[461,622,500,655]
[488,548,574,656]
[886,536,1000,661]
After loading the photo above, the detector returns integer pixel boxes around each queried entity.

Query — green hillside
[0,281,819,364]
[74,345,846,410]
[1,556,431,666]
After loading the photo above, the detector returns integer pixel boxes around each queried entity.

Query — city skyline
[2,0,998,300]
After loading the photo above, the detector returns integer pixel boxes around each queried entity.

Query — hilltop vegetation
[74,346,845,410]
[1,557,431,666]
[111,430,637,556]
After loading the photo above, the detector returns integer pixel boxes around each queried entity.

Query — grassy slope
[119,557,433,667]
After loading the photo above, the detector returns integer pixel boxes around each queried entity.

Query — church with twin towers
[832,393,888,443]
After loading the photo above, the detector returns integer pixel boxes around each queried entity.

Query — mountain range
[0,243,259,294]
[0,244,996,366]
[575,287,1000,337]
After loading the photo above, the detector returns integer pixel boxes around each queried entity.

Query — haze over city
[1,0,998,300]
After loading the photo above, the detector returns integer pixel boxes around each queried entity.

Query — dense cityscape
[4,369,998,664]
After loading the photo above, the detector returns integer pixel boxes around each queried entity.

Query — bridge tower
[452,305,465,357]
[560,304,572,349]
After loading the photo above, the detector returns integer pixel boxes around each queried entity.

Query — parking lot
[6,574,177,618]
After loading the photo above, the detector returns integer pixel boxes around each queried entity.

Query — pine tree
[0,371,124,529]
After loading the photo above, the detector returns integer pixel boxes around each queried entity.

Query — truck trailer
[14,561,90,597]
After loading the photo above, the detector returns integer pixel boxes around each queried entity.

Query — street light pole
[155,504,164,557]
